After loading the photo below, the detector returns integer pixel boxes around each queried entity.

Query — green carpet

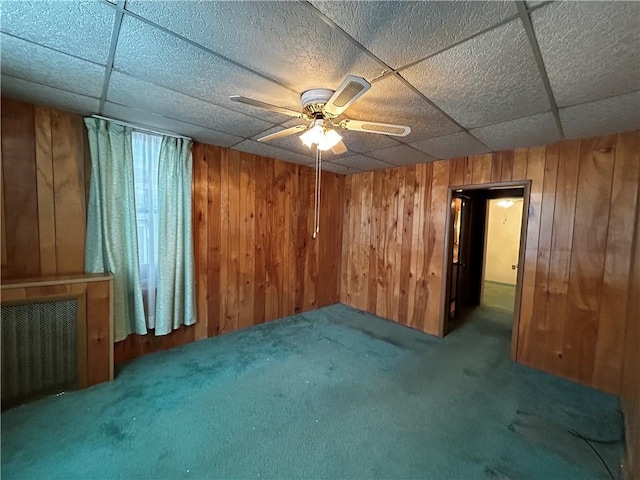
[2,304,623,479]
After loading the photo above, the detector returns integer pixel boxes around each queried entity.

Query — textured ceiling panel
[470,112,561,151]
[531,2,640,107]
[321,162,361,175]
[368,144,437,166]
[344,74,461,143]
[337,129,401,153]
[107,71,274,138]
[125,0,385,92]
[114,16,300,124]
[1,76,99,114]
[232,140,314,166]
[330,154,394,171]
[410,132,490,160]
[103,102,244,147]
[1,34,105,98]
[0,1,115,64]
[1,0,637,169]
[559,91,640,140]
[401,20,548,128]
[309,1,516,69]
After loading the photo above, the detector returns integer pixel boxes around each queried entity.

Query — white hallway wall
[484,199,523,285]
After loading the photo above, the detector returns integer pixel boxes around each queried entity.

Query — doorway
[442,182,530,359]
[482,198,524,314]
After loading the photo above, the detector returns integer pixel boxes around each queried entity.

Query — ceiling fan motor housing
[301,88,334,116]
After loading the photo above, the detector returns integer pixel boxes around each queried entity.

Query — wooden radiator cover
[1,274,113,399]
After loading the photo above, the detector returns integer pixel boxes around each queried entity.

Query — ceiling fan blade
[230,95,303,118]
[257,125,308,143]
[338,119,411,137]
[322,75,371,118]
[331,140,348,155]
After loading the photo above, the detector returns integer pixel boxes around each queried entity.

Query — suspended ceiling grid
[1,1,639,174]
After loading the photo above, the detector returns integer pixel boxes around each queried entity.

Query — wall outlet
[511,264,518,270]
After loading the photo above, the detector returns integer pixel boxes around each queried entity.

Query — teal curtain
[84,118,147,342]
[155,136,196,335]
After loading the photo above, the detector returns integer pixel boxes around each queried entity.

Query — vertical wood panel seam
[559,140,583,358]
[33,109,43,276]
[589,137,622,380]
[49,113,58,274]
[29,103,40,278]
[1,153,6,274]
[538,145,558,343]
[35,107,42,276]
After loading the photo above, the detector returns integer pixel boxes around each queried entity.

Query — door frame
[440,180,532,361]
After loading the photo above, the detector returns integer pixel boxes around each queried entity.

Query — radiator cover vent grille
[2,299,79,408]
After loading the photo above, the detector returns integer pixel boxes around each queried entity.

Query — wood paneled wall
[1,98,89,279]
[341,131,640,394]
[110,143,344,362]
[115,144,344,362]
[194,144,344,338]
[622,165,640,479]
[192,143,344,337]
[2,99,344,364]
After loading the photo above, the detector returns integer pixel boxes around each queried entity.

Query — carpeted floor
[2,304,623,479]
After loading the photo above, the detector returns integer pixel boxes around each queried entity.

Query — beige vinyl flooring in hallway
[482,280,517,312]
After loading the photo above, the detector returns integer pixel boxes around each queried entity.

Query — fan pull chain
[313,147,322,239]
[317,148,322,235]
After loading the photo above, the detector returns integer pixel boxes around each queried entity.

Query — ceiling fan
[230,75,411,239]
[230,75,411,155]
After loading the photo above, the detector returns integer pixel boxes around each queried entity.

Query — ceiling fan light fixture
[230,74,410,239]
[300,124,342,151]
[318,128,342,151]
[497,199,515,209]
[300,124,324,148]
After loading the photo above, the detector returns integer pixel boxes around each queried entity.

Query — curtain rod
[91,115,192,141]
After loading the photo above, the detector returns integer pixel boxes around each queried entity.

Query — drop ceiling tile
[368,145,437,166]
[324,148,355,162]
[470,112,561,151]
[233,140,314,166]
[344,74,461,143]
[1,76,99,114]
[330,154,394,172]
[1,34,105,98]
[309,1,516,69]
[107,72,274,138]
[338,129,401,154]
[559,92,640,140]
[531,2,640,107]
[124,0,386,91]
[191,130,242,150]
[114,16,301,124]
[0,1,115,64]
[103,102,243,147]
[401,20,548,129]
[322,162,361,175]
[410,132,490,160]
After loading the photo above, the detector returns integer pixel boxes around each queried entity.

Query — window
[132,131,162,328]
